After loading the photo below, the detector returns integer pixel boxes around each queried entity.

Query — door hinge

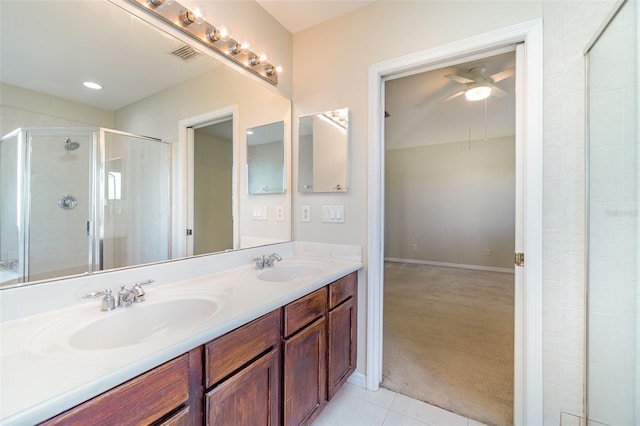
[186,229,193,236]
[515,252,524,267]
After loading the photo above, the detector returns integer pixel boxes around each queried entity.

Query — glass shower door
[27,130,95,282]
[0,130,21,285]
[586,0,638,423]
[101,130,170,270]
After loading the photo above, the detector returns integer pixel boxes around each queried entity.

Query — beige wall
[194,132,233,254]
[292,0,618,424]
[181,0,293,99]
[114,64,291,250]
[385,136,515,269]
[0,83,114,136]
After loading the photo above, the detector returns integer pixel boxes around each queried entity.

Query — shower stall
[586,0,638,423]
[0,127,171,287]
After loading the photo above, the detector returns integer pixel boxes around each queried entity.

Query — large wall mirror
[0,0,291,289]
[247,121,286,195]
[298,108,349,192]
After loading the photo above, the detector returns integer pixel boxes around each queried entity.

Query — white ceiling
[385,51,516,149]
[256,0,375,33]
[2,0,515,148]
[0,1,220,111]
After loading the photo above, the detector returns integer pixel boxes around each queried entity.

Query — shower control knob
[58,195,77,210]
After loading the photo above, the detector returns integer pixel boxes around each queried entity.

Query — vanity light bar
[129,0,279,85]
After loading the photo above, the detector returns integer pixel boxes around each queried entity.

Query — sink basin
[69,298,218,350]
[257,265,322,282]
[29,295,222,354]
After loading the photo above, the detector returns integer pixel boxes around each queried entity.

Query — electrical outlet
[301,205,311,223]
[411,243,418,251]
[484,248,492,256]
[276,205,285,222]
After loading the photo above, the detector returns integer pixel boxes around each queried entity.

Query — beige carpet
[382,262,514,426]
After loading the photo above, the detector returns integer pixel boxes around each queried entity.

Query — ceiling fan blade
[444,73,475,85]
[490,67,515,83]
[437,90,465,103]
[489,84,508,98]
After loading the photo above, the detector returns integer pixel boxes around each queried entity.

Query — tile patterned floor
[312,383,488,426]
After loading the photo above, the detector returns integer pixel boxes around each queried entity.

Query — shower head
[64,138,80,151]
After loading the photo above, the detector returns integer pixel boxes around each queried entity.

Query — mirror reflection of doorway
[191,118,234,255]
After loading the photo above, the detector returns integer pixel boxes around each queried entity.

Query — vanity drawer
[205,309,281,387]
[284,287,327,338]
[40,353,191,426]
[329,271,357,309]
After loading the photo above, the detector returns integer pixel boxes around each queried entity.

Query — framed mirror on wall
[298,108,349,193]
[0,0,292,289]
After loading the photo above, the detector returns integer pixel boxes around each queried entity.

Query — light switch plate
[322,205,344,223]
[301,205,311,222]
[251,205,268,221]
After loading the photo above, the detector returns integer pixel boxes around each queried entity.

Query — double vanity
[0,242,362,425]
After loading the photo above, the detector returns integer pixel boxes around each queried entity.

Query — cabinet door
[205,349,280,426]
[283,317,327,426]
[39,352,193,426]
[327,296,357,400]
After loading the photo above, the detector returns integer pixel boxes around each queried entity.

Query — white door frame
[366,20,543,425]
[175,106,239,258]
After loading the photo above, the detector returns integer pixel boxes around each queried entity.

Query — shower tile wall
[587,0,638,423]
[541,0,618,423]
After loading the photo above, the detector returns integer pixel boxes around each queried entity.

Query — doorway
[382,51,516,425]
[178,107,239,259]
[366,21,544,425]
[192,120,234,255]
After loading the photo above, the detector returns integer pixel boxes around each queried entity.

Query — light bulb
[83,81,102,90]
[249,54,266,66]
[206,27,221,43]
[218,27,229,41]
[465,85,492,101]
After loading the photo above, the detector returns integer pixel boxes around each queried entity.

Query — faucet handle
[82,289,116,311]
[132,279,153,303]
[265,253,282,267]
[252,255,266,270]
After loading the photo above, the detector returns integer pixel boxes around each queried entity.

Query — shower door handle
[86,221,91,236]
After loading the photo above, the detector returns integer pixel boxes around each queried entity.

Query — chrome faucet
[252,255,267,270]
[131,279,154,303]
[82,289,116,311]
[83,279,154,311]
[252,253,282,270]
[265,253,282,267]
[118,285,135,308]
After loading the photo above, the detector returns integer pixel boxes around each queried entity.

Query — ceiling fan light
[465,85,492,101]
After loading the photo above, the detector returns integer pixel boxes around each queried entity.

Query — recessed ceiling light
[83,81,102,90]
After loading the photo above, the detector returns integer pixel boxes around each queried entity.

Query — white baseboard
[347,372,367,389]
[384,257,514,274]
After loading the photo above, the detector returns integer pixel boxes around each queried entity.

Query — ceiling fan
[438,66,514,103]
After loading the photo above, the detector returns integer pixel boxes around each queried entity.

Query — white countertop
[0,249,362,425]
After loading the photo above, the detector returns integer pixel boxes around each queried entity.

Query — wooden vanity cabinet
[36,271,359,426]
[39,347,202,426]
[204,309,281,426]
[327,271,357,400]
[282,287,328,426]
